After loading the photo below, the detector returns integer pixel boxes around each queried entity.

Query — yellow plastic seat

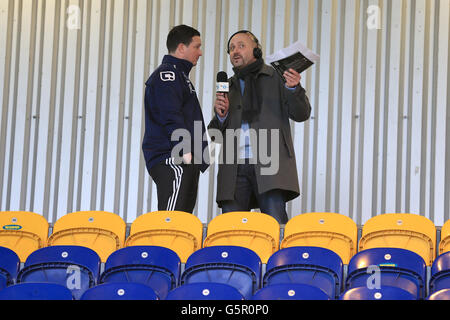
[281,212,358,264]
[0,211,49,262]
[203,212,280,263]
[125,211,203,263]
[47,211,126,262]
[440,220,450,255]
[359,213,436,266]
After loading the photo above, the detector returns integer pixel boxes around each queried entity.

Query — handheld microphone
[216,71,229,94]
[216,71,229,117]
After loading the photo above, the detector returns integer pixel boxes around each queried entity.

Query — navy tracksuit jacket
[142,55,209,174]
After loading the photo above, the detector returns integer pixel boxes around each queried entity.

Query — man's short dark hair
[166,25,201,53]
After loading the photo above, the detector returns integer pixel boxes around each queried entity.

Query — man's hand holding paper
[283,68,301,88]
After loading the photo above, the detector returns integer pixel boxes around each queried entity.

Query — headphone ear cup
[253,47,263,59]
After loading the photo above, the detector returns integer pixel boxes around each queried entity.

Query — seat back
[0,246,20,289]
[252,283,330,300]
[166,282,244,300]
[203,212,280,263]
[340,286,416,300]
[0,283,73,300]
[346,248,426,299]
[182,246,262,299]
[126,211,203,263]
[81,282,159,300]
[281,213,357,264]
[428,289,450,300]
[0,211,49,262]
[430,252,450,294]
[100,246,181,299]
[264,246,343,299]
[439,219,450,255]
[359,213,436,266]
[47,211,126,262]
[17,245,101,300]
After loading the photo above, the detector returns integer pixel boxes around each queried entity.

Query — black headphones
[227,30,263,59]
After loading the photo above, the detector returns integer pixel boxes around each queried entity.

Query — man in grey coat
[208,30,311,224]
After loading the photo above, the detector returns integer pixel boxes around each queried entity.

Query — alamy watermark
[367,5,382,30]
[66,4,381,31]
[67,5,81,30]
[66,265,82,290]
[171,121,281,176]
[366,265,381,290]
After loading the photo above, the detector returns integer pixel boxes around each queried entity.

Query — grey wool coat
[208,64,312,208]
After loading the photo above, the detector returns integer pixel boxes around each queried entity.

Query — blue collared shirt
[217,79,296,159]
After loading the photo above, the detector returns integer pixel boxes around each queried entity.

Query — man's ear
[176,42,187,56]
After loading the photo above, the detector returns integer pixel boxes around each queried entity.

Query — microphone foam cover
[217,71,228,82]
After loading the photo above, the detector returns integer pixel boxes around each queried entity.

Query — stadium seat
[359,213,436,266]
[166,282,244,300]
[203,212,280,263]
[16,245,101,300]
[252,283,330,300]
[346,248,426,299]
[430,252,450,294]
[0,211,49,262]
[80,282,159,300]
[47,211,126,262]
[125,211,203,263]
[181,246,261,299]
[439,219,450,255]
[280,212,357,264]
[428,289,450,300]
[340,286,416,300]
[100,246,180,299]
[0,246,20,290]
[264,246,343,299]
[0,283,73,300]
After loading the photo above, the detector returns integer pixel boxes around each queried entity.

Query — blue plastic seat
[0,247,20,290]
[428,289,450,300]
[17,245,101,300]
[100,246,180,299]
[0,283,73,300]
[166,282,244,300]
[346,248,426,299]
[340,286,416,300]
[252,283,330,300]
[81,282,159,300]
[430,252,450,294]
[181,246,261,299]
[264,246,343,299]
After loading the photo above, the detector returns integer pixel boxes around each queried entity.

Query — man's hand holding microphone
[215,71,230,118]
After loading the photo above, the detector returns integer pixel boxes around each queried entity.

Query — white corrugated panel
[0,0,448,227]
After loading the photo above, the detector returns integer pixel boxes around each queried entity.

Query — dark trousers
[149,158,200,213]
[220,163,289,224]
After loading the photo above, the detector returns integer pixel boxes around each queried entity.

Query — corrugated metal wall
[0,0,449,226]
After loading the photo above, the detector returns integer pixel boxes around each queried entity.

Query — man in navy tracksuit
[142,25,209,213]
